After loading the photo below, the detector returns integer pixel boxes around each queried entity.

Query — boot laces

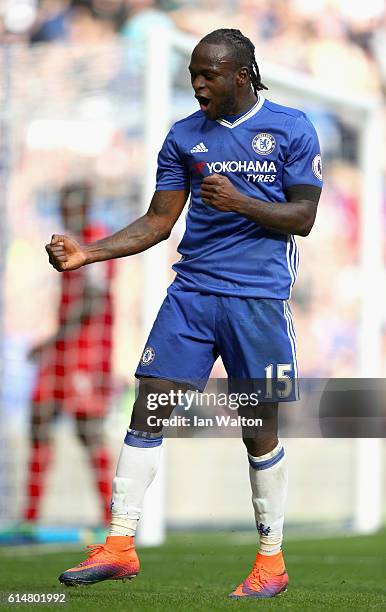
[78,544,111,566]
[86,544,106,557]
[247,564,270,590]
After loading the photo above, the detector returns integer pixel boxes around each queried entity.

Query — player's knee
[75,416,103,448]
[130,377,189,434]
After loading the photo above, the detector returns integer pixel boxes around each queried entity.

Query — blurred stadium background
[0,0,385,546]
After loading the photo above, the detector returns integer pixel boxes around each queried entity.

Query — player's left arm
[201,114,322,236]
[201,174,322,236]
[200,175,320,237]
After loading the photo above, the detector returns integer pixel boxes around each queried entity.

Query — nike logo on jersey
[190,142,208,153]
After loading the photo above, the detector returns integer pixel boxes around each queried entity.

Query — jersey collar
[216,95,265,129]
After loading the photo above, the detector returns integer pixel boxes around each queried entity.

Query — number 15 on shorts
[264,364,293,399]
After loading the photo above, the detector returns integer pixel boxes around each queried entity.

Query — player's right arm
[46,189,188,272]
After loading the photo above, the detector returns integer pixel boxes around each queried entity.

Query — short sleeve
[156,126,190,191]
[282,114,323,190]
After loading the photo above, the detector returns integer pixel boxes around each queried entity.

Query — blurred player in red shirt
[25,182,114,524]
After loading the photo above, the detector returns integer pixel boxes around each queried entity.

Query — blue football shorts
[135,284,299,402]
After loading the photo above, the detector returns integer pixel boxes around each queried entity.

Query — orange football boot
[59,536,139,586]
[229,551,288,599]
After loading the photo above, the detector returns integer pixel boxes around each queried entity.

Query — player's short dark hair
[199,28,268,94]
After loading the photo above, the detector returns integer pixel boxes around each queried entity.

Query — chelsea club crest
[252,133,276,156]
[312,154,323,180]
[141,346,155,366]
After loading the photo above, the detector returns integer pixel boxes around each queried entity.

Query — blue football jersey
[156,95,323,298]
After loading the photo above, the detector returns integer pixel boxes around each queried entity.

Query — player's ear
[236,66,249,87]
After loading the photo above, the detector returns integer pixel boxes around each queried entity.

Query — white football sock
[108,429,163,537]
[248,441,288,555]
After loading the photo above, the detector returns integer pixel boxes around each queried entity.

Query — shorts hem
[134,371,206,392]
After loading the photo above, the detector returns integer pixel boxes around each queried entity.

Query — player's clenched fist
[200,173,243,212]
[45,234,87,272]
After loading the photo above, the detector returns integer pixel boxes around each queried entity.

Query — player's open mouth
[196,95,211,112]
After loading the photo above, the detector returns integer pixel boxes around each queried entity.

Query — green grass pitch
[0,531,385,611]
